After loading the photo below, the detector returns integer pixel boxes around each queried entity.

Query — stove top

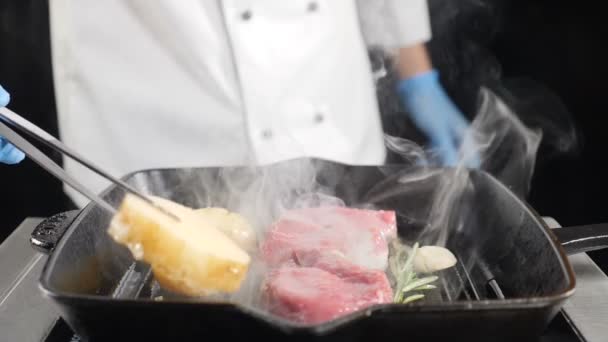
[541,313,585,342]
[2,218,605,342]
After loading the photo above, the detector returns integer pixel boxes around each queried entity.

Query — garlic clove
[414,246,457,273]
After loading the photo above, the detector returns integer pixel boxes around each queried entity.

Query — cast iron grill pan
[31,161,607,341]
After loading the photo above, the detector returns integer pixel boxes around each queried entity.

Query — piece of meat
[262,262,393,325]
[264,256,393,324]
[260,207,397,270]
[292,249,386,281]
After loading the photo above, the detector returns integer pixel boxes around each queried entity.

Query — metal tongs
[0,107,179,221]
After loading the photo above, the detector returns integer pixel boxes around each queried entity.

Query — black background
[1,0,72,242]
[0,0,606,270]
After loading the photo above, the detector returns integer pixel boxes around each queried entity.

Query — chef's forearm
[395,43,433,80]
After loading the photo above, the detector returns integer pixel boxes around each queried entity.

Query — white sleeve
[356,0,432,50]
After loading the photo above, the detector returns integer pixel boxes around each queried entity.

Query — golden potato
[108,194,250,296]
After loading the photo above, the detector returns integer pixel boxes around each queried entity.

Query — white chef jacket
[49,0,431,207]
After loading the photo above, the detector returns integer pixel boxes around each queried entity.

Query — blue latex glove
[1,85,25,165]
[397,69,479,167]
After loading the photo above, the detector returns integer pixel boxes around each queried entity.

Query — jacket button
[314,113,324,123]
[307,2,318,12]
[261,129,273,139]
[241,10,252,20]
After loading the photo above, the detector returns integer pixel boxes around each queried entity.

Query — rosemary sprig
[391,241,439,304]
[401,276,438,294]
[402,294,425,304]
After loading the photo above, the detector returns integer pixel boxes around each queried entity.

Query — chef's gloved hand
[397,69,479,168]
[1,85,25,165]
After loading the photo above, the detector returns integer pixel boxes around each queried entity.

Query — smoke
[163,158,347,307]
[368,0,580,247]
[425,0,579,157]
[373,87,542,246]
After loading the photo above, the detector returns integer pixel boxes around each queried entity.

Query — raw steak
[262,258,393,325]
[260,207,397,270]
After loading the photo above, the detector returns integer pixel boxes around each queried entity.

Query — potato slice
[193,208,257,252]
[146,196,256,252]
[147,195,193,217]
[108,194,250,296]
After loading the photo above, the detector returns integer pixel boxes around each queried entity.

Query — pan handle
[551,223,608,255]
[30,210,80,254]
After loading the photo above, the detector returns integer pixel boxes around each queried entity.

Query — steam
[423,0,579,161]
[167,158,346,307]
[368,0,579,247]
[168,85,549,309]
[376,87,543,248]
